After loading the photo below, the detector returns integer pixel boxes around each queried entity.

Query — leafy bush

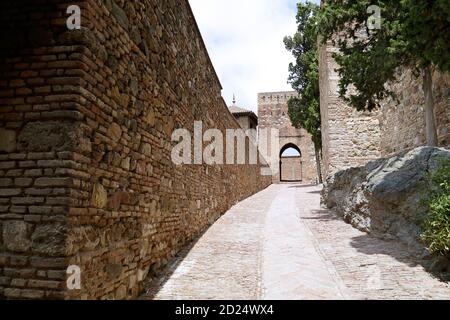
[421,159,450,256]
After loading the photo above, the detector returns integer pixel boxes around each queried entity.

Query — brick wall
[0,0,271,299]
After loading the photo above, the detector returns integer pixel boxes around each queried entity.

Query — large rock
[322,147,450,253]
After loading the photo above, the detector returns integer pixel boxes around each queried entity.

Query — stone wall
[319,43,382,178]
[257,91,318,183]
[236,116,250,131]
[0,0,271,299]
[379,69,450,156]
[319,39,449,178]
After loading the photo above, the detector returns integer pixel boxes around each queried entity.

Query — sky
[189,0,320,115]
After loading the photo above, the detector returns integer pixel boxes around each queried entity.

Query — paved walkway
[141,184,450,300]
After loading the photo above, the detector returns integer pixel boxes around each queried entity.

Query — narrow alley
[142,184,450,300]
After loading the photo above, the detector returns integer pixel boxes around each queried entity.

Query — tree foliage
[284,2,322,149]
[316,0,450,112]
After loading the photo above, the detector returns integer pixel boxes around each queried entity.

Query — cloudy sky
[189,0,320,114]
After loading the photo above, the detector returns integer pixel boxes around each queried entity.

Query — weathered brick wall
[319,43,382,177]
[257,91,318,183]
[0,0,88,299]
[0,0,271,300]
[379,69,450,156]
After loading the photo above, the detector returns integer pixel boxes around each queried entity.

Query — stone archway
[257,91,318,184]
[279,143,302,182]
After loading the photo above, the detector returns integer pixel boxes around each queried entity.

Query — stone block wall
[257,91,318,183]
[379,69,450,156]
[319,38,449,178]
[0,0,271,299]
[319,43,382,177]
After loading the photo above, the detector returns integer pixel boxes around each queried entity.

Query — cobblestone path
[142,184,450,300]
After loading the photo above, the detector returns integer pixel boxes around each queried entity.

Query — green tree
[284,1,323,183]
[316,0,450,146]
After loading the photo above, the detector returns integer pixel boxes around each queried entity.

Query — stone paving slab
[261,186,347,299]
[142,188,276,300]
[141,184,450,300]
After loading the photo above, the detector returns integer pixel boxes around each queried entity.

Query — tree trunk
[314,145,323,184]
[422,65,438,147]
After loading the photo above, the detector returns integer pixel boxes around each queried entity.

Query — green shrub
[421,159,450,256]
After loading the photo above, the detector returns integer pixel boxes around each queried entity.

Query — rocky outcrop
[322,147,450,253]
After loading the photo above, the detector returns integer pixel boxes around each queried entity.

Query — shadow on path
[349,234,450,282]
[312,206,450,283]
[302,209,342,222]
[140,229,207,300]
[287,183,317,188]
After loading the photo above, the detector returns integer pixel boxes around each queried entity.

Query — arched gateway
[280,143,302,182]
[258,91,318,184]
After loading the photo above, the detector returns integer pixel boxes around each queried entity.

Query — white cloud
[189,0,306,114]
